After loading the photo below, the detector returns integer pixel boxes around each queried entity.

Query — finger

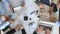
[45,29,51,34]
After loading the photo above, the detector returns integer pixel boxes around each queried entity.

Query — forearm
[6,28,16,34]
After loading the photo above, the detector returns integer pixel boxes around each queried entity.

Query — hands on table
[36,26,51,34]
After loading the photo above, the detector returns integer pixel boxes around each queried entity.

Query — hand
[1,16,6,22]
[15,24,23,31]
[49,15,56,22]
[36,26,43,33]
[45,29,51,34]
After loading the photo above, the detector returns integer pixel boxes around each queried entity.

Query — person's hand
[15,25,21,31]
[45,29,51,34]
[1,16,6,22]
[36,26,43,33]
[15,24,23,31]
[9,19,15,24]
[1,15,10,22]
[49,15,57,22]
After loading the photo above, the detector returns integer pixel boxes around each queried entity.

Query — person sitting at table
[5,24,51,34]
[48,1,60,22]
[5,24,25,34]
[1,15,10,29]
[48,5,57,22]
[33,25,51,34]
[0,15,14,31]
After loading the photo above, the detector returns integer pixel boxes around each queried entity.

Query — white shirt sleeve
[0,21,10,30]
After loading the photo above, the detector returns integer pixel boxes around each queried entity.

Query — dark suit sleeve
[33,31,37,34]
[21,29,26,34]
[6,29,16,34]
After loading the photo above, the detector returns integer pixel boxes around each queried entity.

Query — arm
[21,29,26,34]
[2,25,16,34]
[6,29,16,34]
[33,31,37,34]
